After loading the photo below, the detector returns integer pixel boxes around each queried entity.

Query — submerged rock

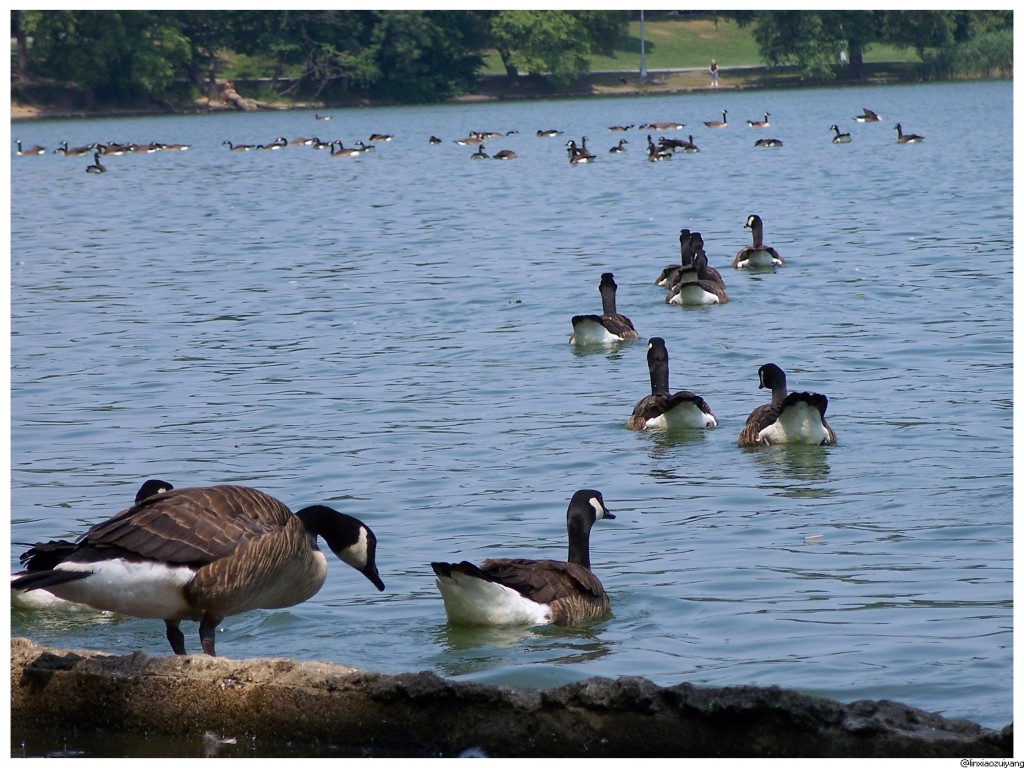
[10,638,1011,758]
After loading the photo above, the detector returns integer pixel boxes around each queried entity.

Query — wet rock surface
[10,638,1011,758]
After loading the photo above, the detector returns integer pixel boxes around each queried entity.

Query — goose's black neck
[648,340,671,396]
[598,273,619,315]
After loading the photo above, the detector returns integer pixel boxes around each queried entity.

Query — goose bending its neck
[10,484,385,656]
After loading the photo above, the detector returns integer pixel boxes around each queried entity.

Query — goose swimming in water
[894,123,925,144]
[627,338,718,430]
[732,214,784,269]
[85,152,108,173]
[10,484,385,656]
[569,272,639,345]
[738,363,837,446]
[853,107,881,123]
[431,490,615,626]
[830,124,852,143]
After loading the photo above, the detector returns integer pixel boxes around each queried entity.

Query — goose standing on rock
[894,123,925,143]
[732,214,784,269]
[10,479,174,612]
[10,484,385,656]
[570,272,639,345]
[738,363,837,446]
[830,124,852,143]
[627,338,718,430]
[431,489,615,626]
[704,110,728,128]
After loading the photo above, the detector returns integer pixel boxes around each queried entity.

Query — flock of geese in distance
[13,105,924,173]
[10,103,910,656]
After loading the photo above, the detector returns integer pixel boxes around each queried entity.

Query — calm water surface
[10,81,1012,753]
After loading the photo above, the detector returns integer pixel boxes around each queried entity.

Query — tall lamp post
[639,10,647,82]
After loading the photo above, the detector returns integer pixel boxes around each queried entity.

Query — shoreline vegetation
[8,62,1006,123]
[10,11,1011,122]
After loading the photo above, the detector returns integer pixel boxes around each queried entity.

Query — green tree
[489,10,627,88]
[736,10,1012,80]
[22,11,191,104]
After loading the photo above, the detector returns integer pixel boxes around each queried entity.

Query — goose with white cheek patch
[732,214,784,269]
[11,479,174,611]
[569,272,639,345]
[628,338,718,430]
[431,489,614,626]
[10,484,384,656]
[738,363,837,446]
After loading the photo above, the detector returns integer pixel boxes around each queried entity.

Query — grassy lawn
[479,13,923,75]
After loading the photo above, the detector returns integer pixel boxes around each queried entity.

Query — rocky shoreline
[11,638,1012,758]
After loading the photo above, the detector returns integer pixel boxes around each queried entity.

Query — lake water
[9,80,1013,754]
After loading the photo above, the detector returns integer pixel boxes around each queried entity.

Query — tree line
[11,10,1012,107]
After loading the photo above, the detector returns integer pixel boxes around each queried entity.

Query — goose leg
[164,619,186,655]
[199,613,223,656]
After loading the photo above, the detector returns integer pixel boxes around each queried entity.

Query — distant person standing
[709,58,719,88]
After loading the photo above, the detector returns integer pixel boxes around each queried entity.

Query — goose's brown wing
[738,403,779,446]
[479,558,605,604]
[81,485,293,565]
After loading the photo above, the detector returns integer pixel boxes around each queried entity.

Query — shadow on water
[744,444,834,496]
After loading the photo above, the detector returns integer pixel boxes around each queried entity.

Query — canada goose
[569,272,639,345]
[677,135,700,153]
[608,124,634,131]
[470,144,489,159]
[733,214,784,269]
[353,140,376,152]
[15,139,45,156]
[330,140,362,157]
[853,107,881,122]
[222,140,254,152]
[368,133,393,142]
[454,134,485,146]
[567,137,596,165]
[315,113,332,121]
[261,136,288,150]
[430,489,614,626]
[54,140,94,157]
[428,135,443,144]
[627,338,718,431]
[11,479,176,613]
[747,112,771,128]
[98,141,130,155]
[894,123,925,144]
[753,138,784,148]
[492,149,518,160]
[289,136,315,146]
[157,142,191,151]
[646,135,673,161]
[312,137,333,150]
[829,124,852,143]
[643,121,685,130]
[704,110,728,128]
[738,363,837,446]
[655,228,694,287]
[126,142,161,153]
[475,130,504,138]
[666,252,729,305]
[10,485,384,656]
[536,129,563,137]
[85,152,107,174]
[682,233,725,287]
[609,139,628,153]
